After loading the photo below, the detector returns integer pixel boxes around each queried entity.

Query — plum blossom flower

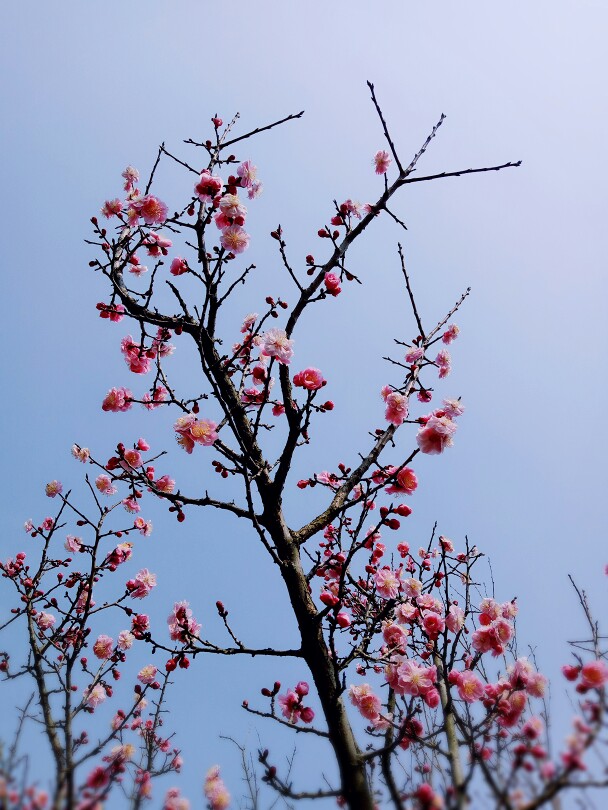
[293,368,326,391]
[122,497,140,514]
[450,670,485,703]
[261,329,294,365]
[102,387,132,413]
[128,569,157,599]
[95,474,117,496]
[220,225,250,254]
[442,324,460,344]
[580,660,608,690]
[170,257,189,276]
[442,398,464,419]
[144,232,172,257]
[375,567,402,599]
[65,535,82,553]
[134,517,153,537]
[237,160,258,189]
[45,480,62,498]
[384,466,418,496]
[324,272,341,296]
[71,445,90,463]
[349,683,382,722]
[194,170,223,203]
[93,635,114,660]
[167,601,201,642]
[122,166,139,191]
[435,349,451,378]
[416,415,457,455]
[374,150,392,174]
[117,630,134,651]
[130,195,168,225]
[218,193,247,221]
[137,665,157,684]
[101,198,122,218]
[174,415,218,453]
[85,684,107,709]
[143,385,168,410]
[382,390,408,426]
[204,766,230,810]
[154,474,175,494]
[388,659,437,697]
[405,346,424,364]
[36,613,56,631]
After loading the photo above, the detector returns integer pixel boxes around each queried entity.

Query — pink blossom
[375,568,402,599]
[442,324,460,344]
[442,398,464,419]
[218,193,247,221]
[71,445,90,463]
[374,150,392,174]
[143,385,168,410]
[278,689,302,722]
[416,415,457,455]
[131,195,168,225]
[170,257,189,276]
[36,612,56,631]
[122,497,140,514]
[85,684,107,709]
[97,301,126,322]
[324,272,341,296]
[41,517,54,531]
[121,335,152,375]
[435,349,451,378]
[293,368,326,391]
[405,346,424,364]
[117,630,134,651]
[121,448,142,470]
[382,622,409,650]
[451,670,484,703]
[421,610,445,638]
[128,569,157,599]
[220,225,250,254]
[403,578,422,599]
[384,466,418,496]
[164,787,190,810]
[261,329,294,365]
[137,664,157,685]
[93,635,114,660]
[167,601,201,642]
[144,232,172,257]
[236,160,258,189]
[446,604,465,633]
[194,170,223,203]
[204,766,230,810]
[349,683,382,721]
[101,199,122,218]
[247,180,263,199]
[383,391,408,426]
[389,659,437,697]
[45,480,63,498]
[134,517,153,537]
[580,659,608,689]
[122,166,139,191]
[65,535,82,553]
[102,387,132,413]
[128,255,148,276]
[95,474,117,496]
[174,415,218,453]
[155,474,175,493]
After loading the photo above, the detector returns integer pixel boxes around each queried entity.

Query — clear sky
[1,1,607,806]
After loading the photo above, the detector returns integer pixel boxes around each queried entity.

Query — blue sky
[1,1,607,805]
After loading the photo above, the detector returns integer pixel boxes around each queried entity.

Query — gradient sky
[1,2,607,806]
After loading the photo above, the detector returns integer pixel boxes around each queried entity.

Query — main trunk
[266,511,374,810]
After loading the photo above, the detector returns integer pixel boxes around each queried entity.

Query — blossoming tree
[2,85,607,810]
